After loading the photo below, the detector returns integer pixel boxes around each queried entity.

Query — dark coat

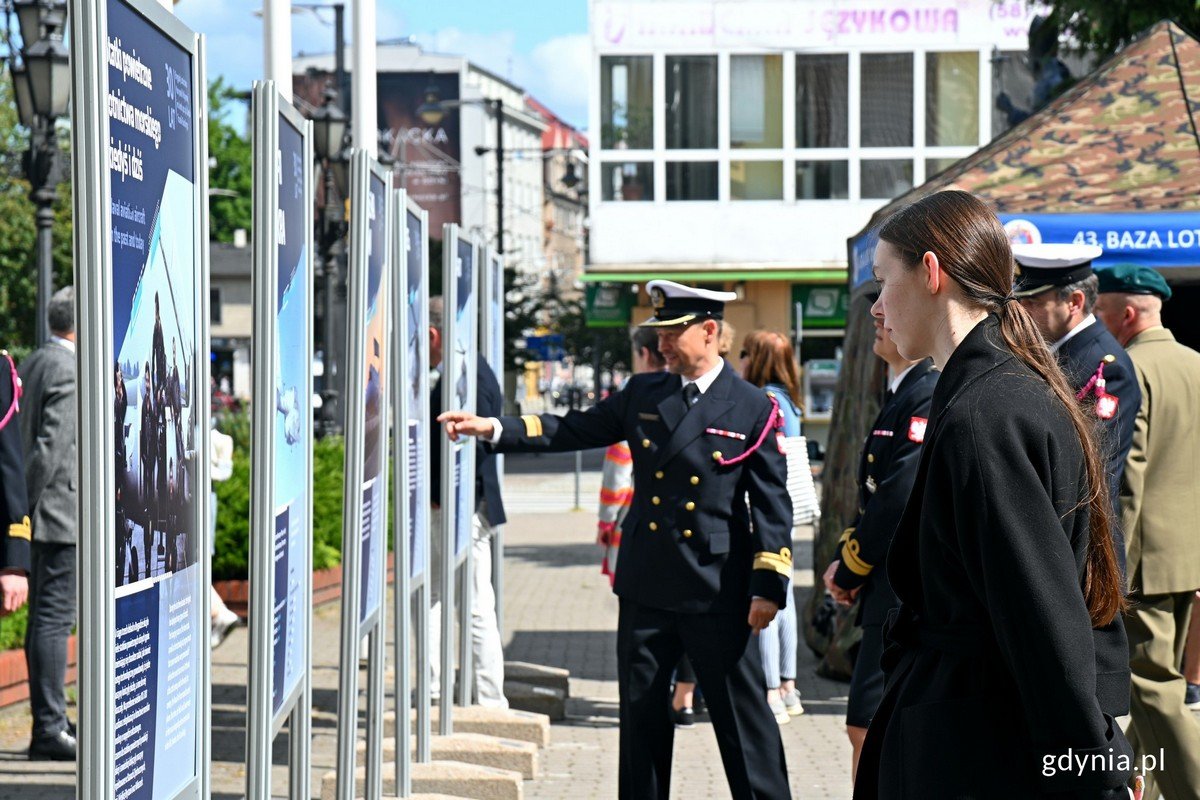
[0,354,30,572]
[18,342,77,546]
[431,359,506,527]
[1056,319,1138,718]
[492,364,793,613]
[854,316,1133,800]
[834,359,936,627]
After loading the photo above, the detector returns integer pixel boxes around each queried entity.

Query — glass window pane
[731,161,783,200]
[926,52,979,146]
[731,55,782,149]
[666,162,718,200]
[666,56,717,149]
[600,162,654,201]
[796,54,848,148]
[601,56,653,149]
[926,157,962,178]
[795,160,849,200]
[861,53,913,147]
[861,159,913,199]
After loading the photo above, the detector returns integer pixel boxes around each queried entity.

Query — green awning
[580,269,847,283]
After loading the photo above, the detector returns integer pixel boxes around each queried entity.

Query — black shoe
[671,707,695,728]
[1186,682,1200,710]
[29,729,77,761]
[66,720,76,738]
[693,696,708,718]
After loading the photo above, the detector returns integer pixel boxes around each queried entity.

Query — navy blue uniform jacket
[0,356,30,572]
[491,364,793,613]
[431,360,507,528]
[835,359,937,627]
[1057,319,1138,718]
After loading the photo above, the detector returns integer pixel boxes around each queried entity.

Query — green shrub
[210,416,395,580]
[0,605,27,651]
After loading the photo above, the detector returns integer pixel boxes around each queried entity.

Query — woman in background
[740,330,805,723]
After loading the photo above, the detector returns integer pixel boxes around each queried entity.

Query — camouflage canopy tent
[809,20,1200,672]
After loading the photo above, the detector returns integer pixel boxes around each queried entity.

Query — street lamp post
[311,86,350,437]
[6,0,70,345]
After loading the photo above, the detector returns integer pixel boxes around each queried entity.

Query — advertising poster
[359,171,389,628]
[404,208,427,583]
[451,238,477,558]
[377,72,462,237]
[107,0,202,797]
[271,110,309,718]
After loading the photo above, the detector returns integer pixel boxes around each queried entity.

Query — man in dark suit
[439,280,793,799]
[0,349,31,616]
[18,287,79,761]
[1013,243,1139,720]
[427,295,509,707]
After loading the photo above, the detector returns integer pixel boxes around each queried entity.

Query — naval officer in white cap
[1013,242,1140,720]
[439,279,794,799]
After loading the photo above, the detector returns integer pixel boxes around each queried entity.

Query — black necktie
[683,382,701,407]
[884,388,895,403]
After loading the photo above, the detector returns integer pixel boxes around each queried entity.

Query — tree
[207,77,252,243]
[503,266,630,387]
[1040,1,1200,54]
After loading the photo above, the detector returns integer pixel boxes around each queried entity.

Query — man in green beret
[1094,264,1200,799]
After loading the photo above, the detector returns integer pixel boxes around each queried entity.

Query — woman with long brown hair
[855,190,1134,798]
[740,331,806,722]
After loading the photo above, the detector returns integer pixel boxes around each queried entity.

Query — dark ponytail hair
[878,190,1125,627]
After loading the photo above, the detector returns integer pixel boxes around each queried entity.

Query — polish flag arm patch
[1095,393,1118,420]
[907,417,928,443]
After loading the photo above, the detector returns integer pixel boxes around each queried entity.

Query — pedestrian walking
[439,279,794,800]
[854,191,1133,798]
[740,330,807,725]
[1094,264,1200,799]
[18,287,79,761]
[822,304,935,782]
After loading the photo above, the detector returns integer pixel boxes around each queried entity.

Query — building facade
[294,43,547,277]
[527,96,590,300]
[587,0,1043,440]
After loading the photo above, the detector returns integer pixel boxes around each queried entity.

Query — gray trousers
[25,542,77,740]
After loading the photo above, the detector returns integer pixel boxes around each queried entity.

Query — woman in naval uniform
[854,190,1134,799]
[823,302,936,782]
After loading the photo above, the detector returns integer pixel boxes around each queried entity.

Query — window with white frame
[596,47,991,203]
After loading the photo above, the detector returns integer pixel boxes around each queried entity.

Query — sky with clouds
[173,0,589,128]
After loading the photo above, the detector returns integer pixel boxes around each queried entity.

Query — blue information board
[451,238,477,558]
[404,208,428,583]
[359,172,389,627]
[270,109,310,719]
[108,1,203,796]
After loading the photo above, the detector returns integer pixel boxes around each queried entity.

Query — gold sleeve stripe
[9,516,31,541]
[753,551,793,575]
[839,527,855,544]
[842,538,873,576]
[521,414,544,438]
